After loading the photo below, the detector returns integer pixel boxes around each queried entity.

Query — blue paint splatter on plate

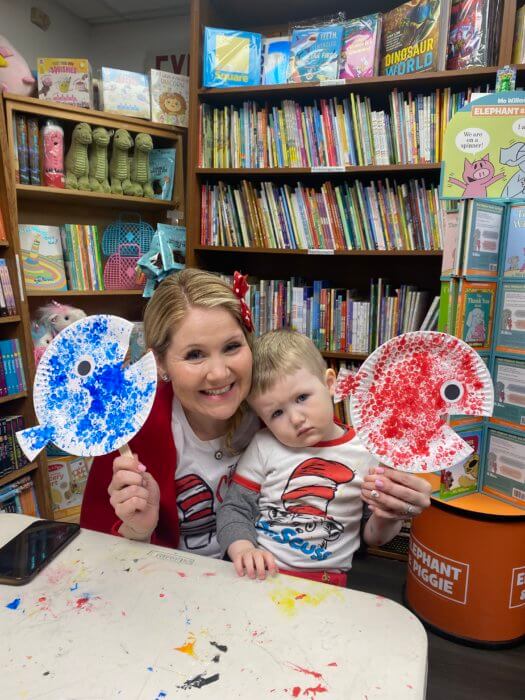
[6,597,21,610]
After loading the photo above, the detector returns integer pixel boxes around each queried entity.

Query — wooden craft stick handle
[119,443,133,458]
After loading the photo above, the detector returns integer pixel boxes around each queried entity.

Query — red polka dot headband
[232,271,254,333]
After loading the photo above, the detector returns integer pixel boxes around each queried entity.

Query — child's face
[249,367,340,448]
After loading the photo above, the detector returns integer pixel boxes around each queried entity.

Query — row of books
[0,475,39,516]
[442,200,525,282]
[244,277,437,354]
[0,339,27,397]
[19,223,104,292]
[203,0,502,87]
[198,87,487,169]
[201,178,444,251]
[0,415,28,478]
[0,259,17,316]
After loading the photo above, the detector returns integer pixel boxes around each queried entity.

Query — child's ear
[325,368,337,396]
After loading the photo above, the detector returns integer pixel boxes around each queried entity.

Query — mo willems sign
[408,535,469,604]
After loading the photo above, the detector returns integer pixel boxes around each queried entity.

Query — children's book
[503,203,525,280]
[439,425,483,499]
[440,201,464,277]
[202,27,262,88]
[446,0,494,70]
[437,276,459,334]
[455,278,496,351]
[495,282,525,355]
[379,0,452,75]
[511,3,525,64]
[482,427,524,508]
[288,24,344,83]
[18,224,67,291]
[261,36,291,85]
[150,70,189,127]
[37,58,93,109]
[149,149,176,200]
[461,199,504,279]
[492,357,525,429]
[101,68,150,119]
[339,14,382,79]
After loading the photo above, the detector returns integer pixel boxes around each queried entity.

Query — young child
[217,329,430,586]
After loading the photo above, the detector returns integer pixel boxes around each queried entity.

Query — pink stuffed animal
[0,35,36,96]
[36,300,86,336]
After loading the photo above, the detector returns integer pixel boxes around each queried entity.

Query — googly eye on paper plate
[16,315,157,462]
[348,332,494,473]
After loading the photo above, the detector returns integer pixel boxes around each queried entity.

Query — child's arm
[217,481,277,580]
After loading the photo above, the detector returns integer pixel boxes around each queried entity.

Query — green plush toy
[109,128,134,196]
[65,122,92,190]
[88,126,111,193]
[130,132,154,197]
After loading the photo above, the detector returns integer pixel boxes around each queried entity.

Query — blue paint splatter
[147,667,153,672]
[155,692,167,699]
[70,582,79,591]
[6,597,21,610]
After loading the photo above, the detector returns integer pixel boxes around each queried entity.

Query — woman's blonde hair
[144,268,253,450]
[250,329,327,397]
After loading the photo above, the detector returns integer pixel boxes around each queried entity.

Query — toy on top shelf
[65,122,92,191]
[130,132,154,197]
[109,128,134,196]
[0,35,36,96]
[88,126,112,193]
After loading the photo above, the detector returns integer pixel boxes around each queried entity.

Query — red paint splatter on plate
[288,664,323,680]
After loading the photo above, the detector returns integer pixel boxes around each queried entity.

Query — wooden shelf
[196,164,440,176]
[194,245,442,256]
[4,93,184,139]
[27,289,145,297]
[323,351,368,361]
[0,391,28,404]
[198,65,525,102]
[0,315,20,324]
[0,462,39,489]
[16,184,176,210]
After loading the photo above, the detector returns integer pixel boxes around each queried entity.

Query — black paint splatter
[210,641,228,652]
[178,673,220,689]
[212,655,220,663]
[43,671,50,676]
[123,567,131,572]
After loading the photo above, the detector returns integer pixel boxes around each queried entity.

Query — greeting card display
[16,315,157,461]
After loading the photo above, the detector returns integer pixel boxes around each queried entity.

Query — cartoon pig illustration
[0,35,36,96]
[448,155,505,198]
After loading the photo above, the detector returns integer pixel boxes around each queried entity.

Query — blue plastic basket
[101,212,155,256]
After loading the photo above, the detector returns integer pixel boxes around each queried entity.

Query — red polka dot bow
[232,271,254,332]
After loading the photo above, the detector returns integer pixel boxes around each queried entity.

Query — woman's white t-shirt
[171,397,258,557]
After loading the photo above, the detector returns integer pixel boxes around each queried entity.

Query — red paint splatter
[159,593,166,598]
[38,597,46,603]
[304,685,328,697]
[176,571,187,578]
[202,572,216,577]
[292,688,301,698]
[121,611,126,616]
[288,663,323,680]
[295,594,307,600]
[327,662,337,667]
[407,684,413,689]
[76,597,89,608]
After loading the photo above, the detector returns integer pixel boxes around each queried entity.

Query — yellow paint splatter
[174,632,197,657]
[269,583,342,617]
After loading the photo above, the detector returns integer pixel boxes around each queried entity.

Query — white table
[0,514,427,699]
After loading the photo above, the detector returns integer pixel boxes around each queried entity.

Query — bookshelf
[0,93,186,518]
[0,97,52,517]
[188,0,523,345]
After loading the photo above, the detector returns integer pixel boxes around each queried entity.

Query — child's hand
[108,453,160,540]
[361,465,431,520]
[228,540,278,580]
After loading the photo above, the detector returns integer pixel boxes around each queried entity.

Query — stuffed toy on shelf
[130,132,154,197]
[89,126,112,193]
[109,128,134,196]
[65,122,92,191]
[0,35,36,96]
[31,301,87,365]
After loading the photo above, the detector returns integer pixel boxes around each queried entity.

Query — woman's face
[161,306,252,434]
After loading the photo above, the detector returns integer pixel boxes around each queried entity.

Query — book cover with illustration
[455,279,496,351]
[446,0,493,70]
[482,427,524,508]
[461,199,504,279]
[262,36,291,85]
[203,27,262,87]
[503,203,525,280]
[380,0,452,76]
[101,68,150,119]
[492,356,525,429]
[440,203,464,277]
[37,57,93,109]
[149,148,176,201]
[439,425,483,499]
[150,70,189,127]
[288,24,344,83]
[18,224,67,291]
[339,14,382,79]
[495,282,525,355]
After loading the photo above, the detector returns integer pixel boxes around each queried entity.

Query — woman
[80,268,431,554]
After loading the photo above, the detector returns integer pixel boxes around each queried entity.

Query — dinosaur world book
[380,0,452,76]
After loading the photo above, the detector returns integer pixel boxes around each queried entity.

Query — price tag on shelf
[307,249,335,255]
[321,79,346,86]
[311,166,346,173]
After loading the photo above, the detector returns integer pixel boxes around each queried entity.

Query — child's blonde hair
[250,329,327,397]
[144,268,253,450]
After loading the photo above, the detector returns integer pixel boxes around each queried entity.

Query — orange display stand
[405,494,525,647]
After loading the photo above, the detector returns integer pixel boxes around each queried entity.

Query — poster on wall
[440,92,525,200]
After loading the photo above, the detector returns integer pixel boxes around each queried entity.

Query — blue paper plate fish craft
[17,315,157,462]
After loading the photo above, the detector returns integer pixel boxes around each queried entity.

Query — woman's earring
[161,373,169,382]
